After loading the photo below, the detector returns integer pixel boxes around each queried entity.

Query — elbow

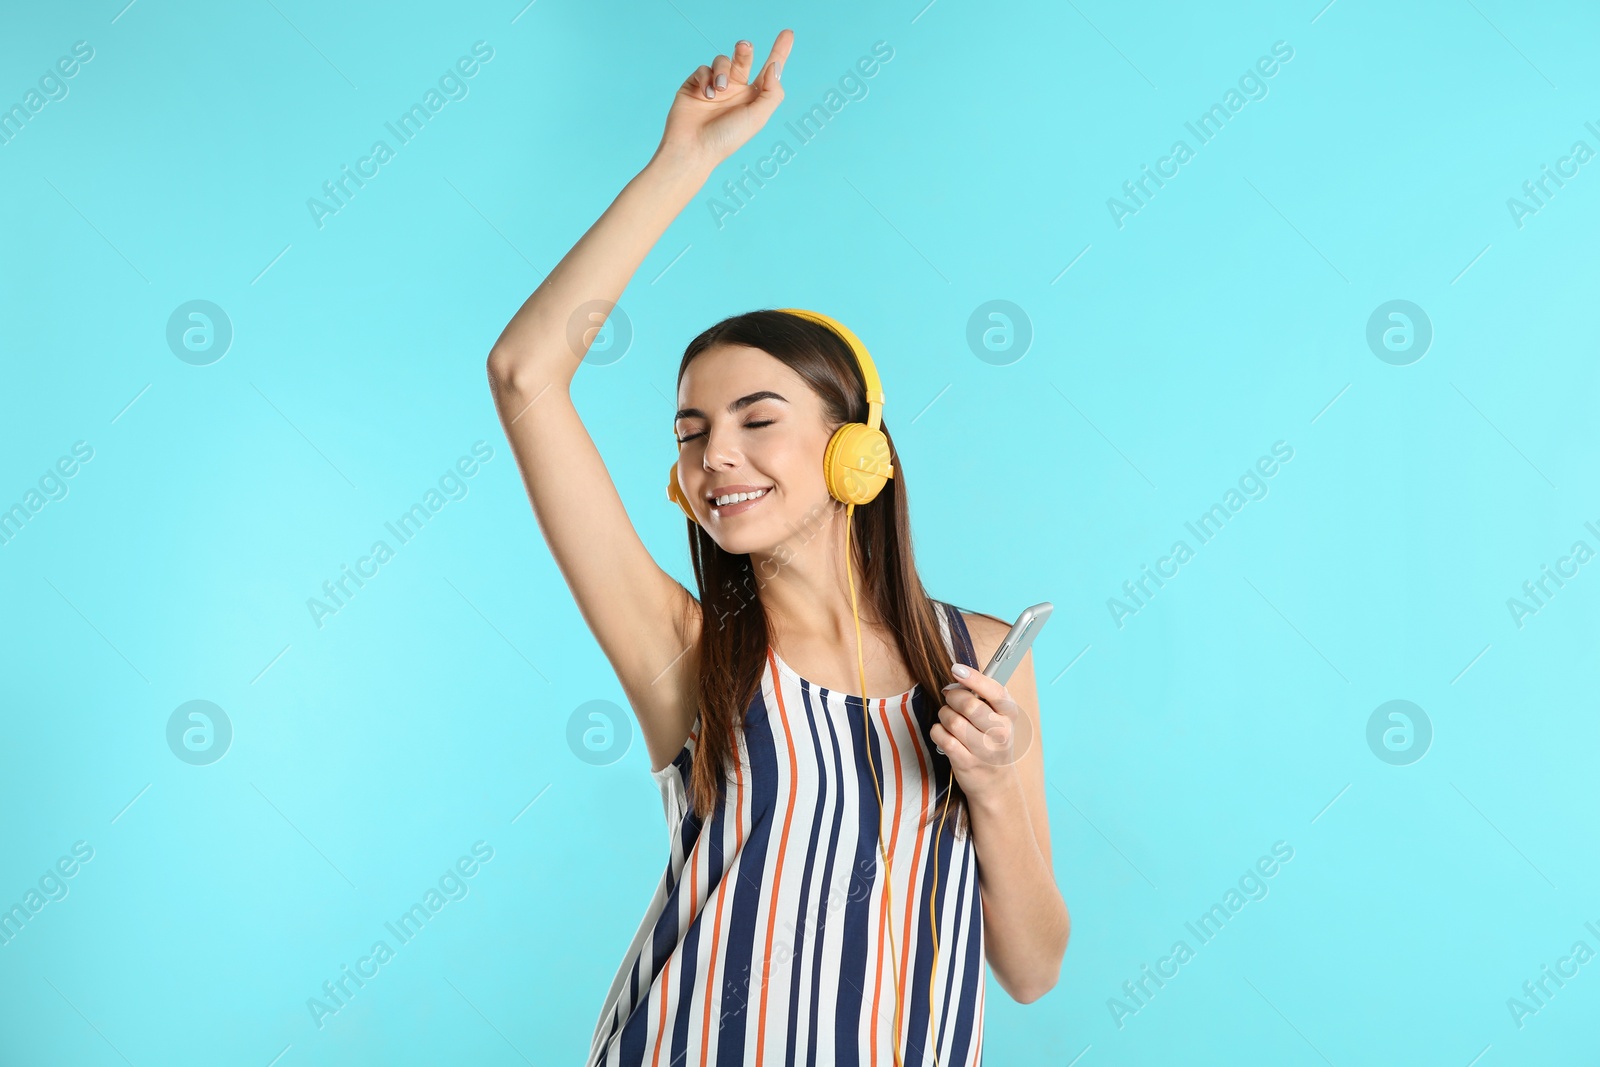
[1013,979,1054,1006]
[486,347,523,393]
[1009,909,1070,1005]
[1010,955,1063,1005]
[486,348,548,406]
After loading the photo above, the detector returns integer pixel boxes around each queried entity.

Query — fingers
[946,664,1008,705]
[709,53,732,95]
[730,39,753,84]
[688,64,713,99]
[753,28,792,92]
[935,707,995,760]
[937,702,1016,766]
[763,27,794,81]
[942,686,1004,734]
[939,684,1035,765]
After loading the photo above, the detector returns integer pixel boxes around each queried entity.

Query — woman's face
[674,344,839,556]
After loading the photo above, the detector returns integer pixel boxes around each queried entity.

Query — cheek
[770,430,828,480]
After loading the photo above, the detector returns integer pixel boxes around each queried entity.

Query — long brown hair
[674,308,983,837]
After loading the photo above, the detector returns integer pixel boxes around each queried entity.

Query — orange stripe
[867,692,893,1067]
[755,651,800,1064]
[895,691,932,1052]
[872,881,890,1065]
[698,739,744,1067]
[651,956,671,1065]
[875,697,909,1051]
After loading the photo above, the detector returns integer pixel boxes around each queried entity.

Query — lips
[705,484,772,505]
[707,486,771,517]
[704,486,771,508]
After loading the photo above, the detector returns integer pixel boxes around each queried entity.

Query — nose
[701,423,743,471]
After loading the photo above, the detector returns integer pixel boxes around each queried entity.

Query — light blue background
[3,0,1598,1063]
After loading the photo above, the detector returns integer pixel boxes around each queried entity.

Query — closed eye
[676,420,775,445]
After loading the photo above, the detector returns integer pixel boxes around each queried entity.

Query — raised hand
[657,30,793,172]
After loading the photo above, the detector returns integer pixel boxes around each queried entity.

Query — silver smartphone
[980,602,1053,684]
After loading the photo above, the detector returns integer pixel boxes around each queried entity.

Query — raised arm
[485,31,791,772]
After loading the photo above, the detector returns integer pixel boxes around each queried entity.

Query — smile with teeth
[710,487,770,512]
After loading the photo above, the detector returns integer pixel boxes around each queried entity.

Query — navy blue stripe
[950,839,983,1063]
[805,686,849,1067]
[943,604,985,1062]
[934,822,973,1060]
[714,685,779,1066]
[833,688,884,1067]
[903,698,957,1063]
[667,753,730,1067]
[946,602,978,669]
[782,679,829,1067]
[609,873,668,1058]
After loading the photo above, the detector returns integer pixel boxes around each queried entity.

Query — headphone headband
[775,308,884,432]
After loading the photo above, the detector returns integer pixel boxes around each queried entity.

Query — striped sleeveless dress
[587,599,986,1066]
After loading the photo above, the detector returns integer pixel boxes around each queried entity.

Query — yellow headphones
[666,308,956,1066]
[666,308,895,519]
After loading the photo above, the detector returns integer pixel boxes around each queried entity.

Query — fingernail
[952,663,971,678]
[716,73,727,89]
[942,682,962,692]
[704,83,715,98]
[774,63,782,82]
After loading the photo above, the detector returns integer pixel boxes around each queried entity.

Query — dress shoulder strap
[931,599,980,670]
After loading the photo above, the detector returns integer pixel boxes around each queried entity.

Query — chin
[706,521,774,557]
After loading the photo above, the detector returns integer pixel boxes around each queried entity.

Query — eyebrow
[674,390,789,422]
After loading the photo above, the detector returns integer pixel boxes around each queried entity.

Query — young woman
[485,30,1069,1065]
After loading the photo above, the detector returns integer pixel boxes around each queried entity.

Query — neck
[750,502,884,645]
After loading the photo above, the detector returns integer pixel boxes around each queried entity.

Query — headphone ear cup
[824,422,895,505]
[666,463,699,525]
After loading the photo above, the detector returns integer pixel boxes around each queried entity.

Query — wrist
[643,143,716,188]
[966,767,1026,818]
